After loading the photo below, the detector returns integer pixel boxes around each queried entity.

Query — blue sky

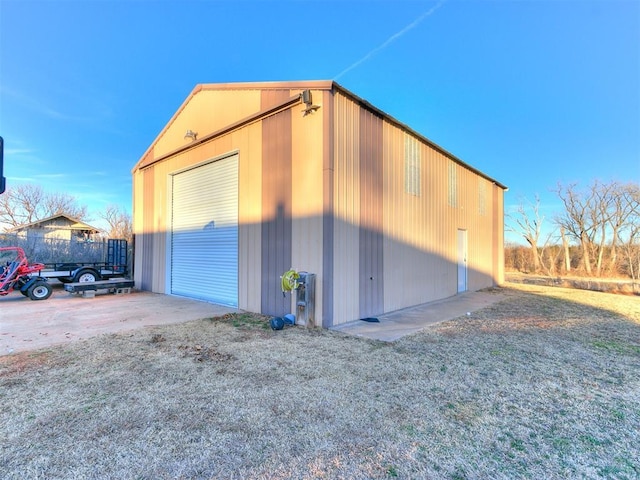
[1,0,638,236]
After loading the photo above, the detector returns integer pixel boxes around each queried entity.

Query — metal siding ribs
[359,109,384,319]
[261,109,293,316]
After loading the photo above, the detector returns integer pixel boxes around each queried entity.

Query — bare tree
[0,184,88,230]
[538,234,562,277]
[506,180,639,280]
[560,226,571,274]
[554,182,596,276]
[98,204,132,241]
[624,229,640,280]
[619,185,640,280]
[506,195,551,273]
[591,180,615,277]
[555,180,640,278]
[607,182,639,275]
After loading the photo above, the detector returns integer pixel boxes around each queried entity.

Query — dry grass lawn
[1,283,639,479]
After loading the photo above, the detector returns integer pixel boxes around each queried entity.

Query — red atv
[0,247,53,300]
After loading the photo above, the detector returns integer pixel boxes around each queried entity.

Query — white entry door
[457,229,468,293]
[171,155,238,306]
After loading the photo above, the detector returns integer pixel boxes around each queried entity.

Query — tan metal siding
[261,89,293,109]
[260,89,293,315]
[321,90,335,327]
[139,167,155,291]
[237,124,263,313]
[132,170,144,289]
[150,160,168,293]
[448,167,498,292]
[382,126,455,312]
[332,91,501,325]
[358,108,384,318]
[380,121,500,314]
[332,92,361,324]
[494,183,505,284]
[291,94,325,324]
[154,89,262,159]
[261,109,293,316]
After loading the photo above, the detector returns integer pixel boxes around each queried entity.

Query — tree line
[0,184,132,241]
[506,180,640,280]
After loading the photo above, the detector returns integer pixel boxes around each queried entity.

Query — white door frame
[457,229,468,293]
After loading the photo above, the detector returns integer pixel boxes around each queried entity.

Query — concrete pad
[0,287,238,355]
[331,290,506,342]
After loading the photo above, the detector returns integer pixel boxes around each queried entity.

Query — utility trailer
[37,239,129,283]
[64,278,134,296]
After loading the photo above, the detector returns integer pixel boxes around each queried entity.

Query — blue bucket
[270,317,285,330]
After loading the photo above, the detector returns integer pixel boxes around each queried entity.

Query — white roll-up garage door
[171,155,238,306]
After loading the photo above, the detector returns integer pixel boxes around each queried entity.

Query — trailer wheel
[74,269,100,283]
[28,282,52,301]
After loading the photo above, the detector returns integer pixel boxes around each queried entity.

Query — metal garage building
[132,81,507,328]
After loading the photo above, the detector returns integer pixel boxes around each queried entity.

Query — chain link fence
[0,234,110,264]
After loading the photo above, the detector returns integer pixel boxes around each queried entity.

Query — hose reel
[277,269,316,328]
[280,268,300,297]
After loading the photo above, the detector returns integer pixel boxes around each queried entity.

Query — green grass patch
[591,339,640,356]
[212,312,270,330]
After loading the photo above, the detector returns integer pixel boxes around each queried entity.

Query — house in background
[9,214,102,242]
[132,81,507,328]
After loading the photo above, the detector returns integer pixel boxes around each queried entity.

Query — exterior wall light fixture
[184,129,198,141]
[301,90,320,116]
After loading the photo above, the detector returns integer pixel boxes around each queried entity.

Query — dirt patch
[1,292,639,479]
[176,344,235,362]
[0,350,55,378]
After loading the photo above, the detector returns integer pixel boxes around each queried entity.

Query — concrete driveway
[0,284,238,355]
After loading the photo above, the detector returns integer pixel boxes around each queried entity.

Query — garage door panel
[171,155,238,306]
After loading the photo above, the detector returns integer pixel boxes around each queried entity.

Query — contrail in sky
[334,0,447,81]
